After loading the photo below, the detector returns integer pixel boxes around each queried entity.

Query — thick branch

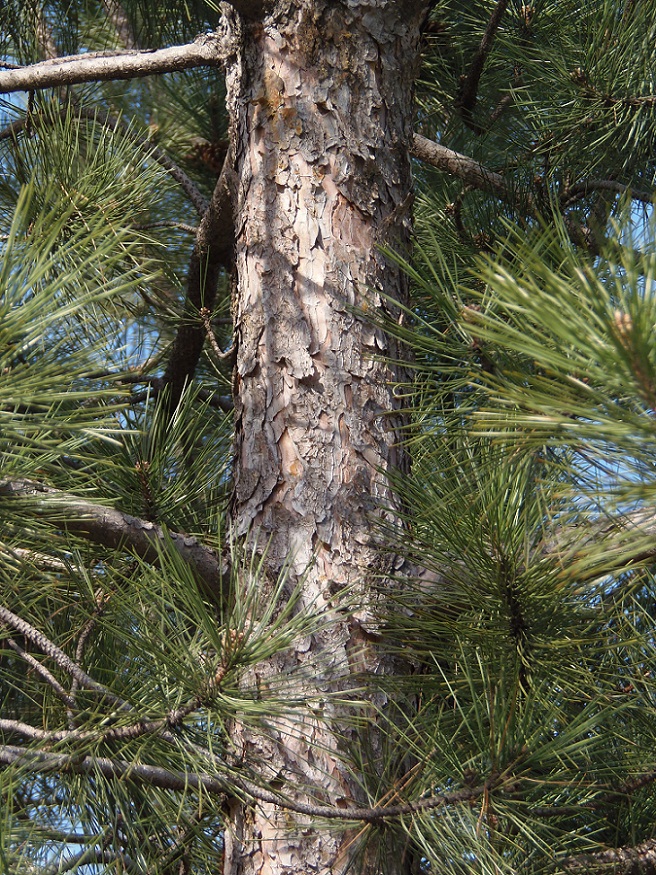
[411,133,512,202]
[162,150,235,410]
[560,837,656,874]
[0,33,229,94]
[0,479,227,601]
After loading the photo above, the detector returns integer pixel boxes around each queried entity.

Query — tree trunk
[223,2,428,872]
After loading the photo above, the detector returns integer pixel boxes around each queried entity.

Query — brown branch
[457,0,510,129]
[0,33,229,94]
[0,740,494,822]
[411,133,513,203]
[559,837,656,874]
[162,150,235,411]
[0,604,131,710]
[0,479,227,602]
[563,178,654,207]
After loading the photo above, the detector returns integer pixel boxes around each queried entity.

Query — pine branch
[0,604,131,711]
[541,506,656,580]
[559,837,656,874]
[0,479,227,602]
[80,107,210,215]
[411,133,514,203]
[0,33,229,94]
[43,848,141,875]
[3,636,75,708]
[563,178,654,207]
[457,0,510,130]
[162,150,235,411]
[101,0,141,51]
[0,106,210,216]
[0,740,494,822]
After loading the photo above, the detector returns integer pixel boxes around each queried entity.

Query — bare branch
[0,604,130,710]
[559,837,656,874]
[0,479,227,602]
[0,740,493,822]
[0,33,229,95]
[3,637,75,708]
[411,133,513,203]
[458,0,510,128]
[163,150,235,411]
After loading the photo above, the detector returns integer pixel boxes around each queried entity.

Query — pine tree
[1,1,656,873]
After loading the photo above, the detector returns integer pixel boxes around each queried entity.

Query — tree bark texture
[224,2,428,872]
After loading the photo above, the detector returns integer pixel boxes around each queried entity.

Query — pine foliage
[1,1,656,873]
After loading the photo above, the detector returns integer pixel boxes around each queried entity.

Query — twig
[68,588,110,725]
[3,637,75,708]
[0,604,131,710]
[134,220,198,234]
[200,306,234,361]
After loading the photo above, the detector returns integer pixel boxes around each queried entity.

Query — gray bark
[0,33,229,94]
[223,1,428,873]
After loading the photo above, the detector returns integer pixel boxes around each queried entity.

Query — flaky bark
[223,1,428,873]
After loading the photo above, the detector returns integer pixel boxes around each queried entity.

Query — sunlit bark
[224,1,428,872]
